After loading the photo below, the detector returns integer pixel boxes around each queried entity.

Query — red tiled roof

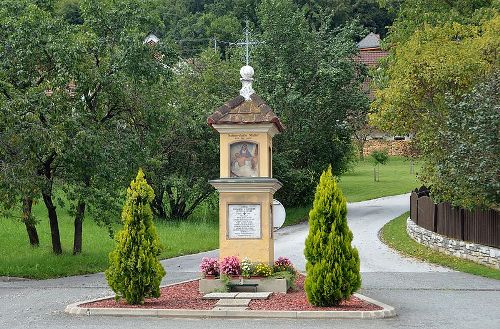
[357,49,388,67]
[207,94,285,132]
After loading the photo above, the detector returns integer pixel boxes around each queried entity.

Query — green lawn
[283,157,421,226]
[0,156,420,279]
[0,200,218,279]
[338,157,420,202]
[380,212,500,280]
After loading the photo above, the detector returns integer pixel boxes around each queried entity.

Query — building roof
[207,93,285,132]
[357,32,381,49]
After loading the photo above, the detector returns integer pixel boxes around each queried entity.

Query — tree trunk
[171,199,187,220]
[151,189,167,220]
[73,200,85,255]
[22,197,39,246]
[42,192,62,254]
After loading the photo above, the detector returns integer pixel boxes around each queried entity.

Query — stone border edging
[407,218,500,269]
[64,280,396,319]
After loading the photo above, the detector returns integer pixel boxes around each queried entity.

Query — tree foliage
[431,73,499,209]
[255,0,369,206]
[371,1,499,208]
[144,50,240,220]
[0,0,173,253]
[105,169,166,305]
[304,166,361,306]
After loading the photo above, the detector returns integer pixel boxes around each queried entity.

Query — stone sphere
[240,65,254,79]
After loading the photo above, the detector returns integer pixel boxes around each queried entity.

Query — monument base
[199,277,289,294]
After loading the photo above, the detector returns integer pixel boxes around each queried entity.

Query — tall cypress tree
[304,165,361,306]
[105,169,166,305]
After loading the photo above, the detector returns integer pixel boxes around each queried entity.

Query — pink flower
[200,257,220,277]
[220,256,241,276]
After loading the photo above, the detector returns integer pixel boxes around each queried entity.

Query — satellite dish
[272,199,286,230]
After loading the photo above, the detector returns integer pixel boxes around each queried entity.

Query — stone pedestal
[199,277,289,294]
[210,178,282,265]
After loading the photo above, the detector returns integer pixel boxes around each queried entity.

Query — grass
[338,156,421,203]
[380,212,500,280]
[0,156,420,278]
[283,156,421,226]
[0,200,218,279]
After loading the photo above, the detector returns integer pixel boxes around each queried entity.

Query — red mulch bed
[250,275,381,311]
[82,275,381,311]
[81,280,217,310]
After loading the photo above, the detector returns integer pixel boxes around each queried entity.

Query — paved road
[1,194,499,329]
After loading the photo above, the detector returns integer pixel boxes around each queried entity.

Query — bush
[105,169,166,305]
[304,165,361,306]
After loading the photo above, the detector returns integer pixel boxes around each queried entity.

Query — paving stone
[211,307,249,311]
[235,292,272,300]
[215,298,251,307]
[202,292,238,300]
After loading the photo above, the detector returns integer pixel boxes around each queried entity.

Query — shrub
[253,263,273,277]
[105,169,166,305]
[304,165,361,306]
[220,256,241,276]
[200,257,219,277]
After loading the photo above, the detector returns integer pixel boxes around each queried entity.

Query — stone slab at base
[199,278,289,293]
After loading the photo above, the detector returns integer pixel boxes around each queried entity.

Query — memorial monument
[207,64,284,265]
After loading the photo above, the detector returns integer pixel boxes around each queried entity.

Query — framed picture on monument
[229,141,259,177]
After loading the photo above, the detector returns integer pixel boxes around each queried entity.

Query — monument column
[208,65,284,265]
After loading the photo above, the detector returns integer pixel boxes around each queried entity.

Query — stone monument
[208,65,284,265]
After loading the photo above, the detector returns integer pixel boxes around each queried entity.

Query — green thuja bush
[304,165,361,306]
[105,169,166,304]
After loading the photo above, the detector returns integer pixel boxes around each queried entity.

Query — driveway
[1,194,499,329]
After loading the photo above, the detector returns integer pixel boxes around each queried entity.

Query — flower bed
[81,274,381,312]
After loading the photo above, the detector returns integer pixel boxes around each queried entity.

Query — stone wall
[363,140,414,157]
[406,218,500,269]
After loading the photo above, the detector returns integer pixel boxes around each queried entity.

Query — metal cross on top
[234,21,261,65]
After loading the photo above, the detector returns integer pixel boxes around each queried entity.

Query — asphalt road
[1,194,499,329]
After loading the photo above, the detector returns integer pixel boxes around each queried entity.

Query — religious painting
[230,141,259,177]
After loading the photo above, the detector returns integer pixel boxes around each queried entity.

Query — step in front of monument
[203,292,272,300]
[215,299,251,307]
[212,307,249,311]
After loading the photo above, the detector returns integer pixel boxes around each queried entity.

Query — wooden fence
[410,189,500,249]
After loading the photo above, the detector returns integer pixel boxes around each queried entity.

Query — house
[355,33,413,156]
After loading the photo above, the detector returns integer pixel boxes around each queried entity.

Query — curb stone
[65,280,396,319]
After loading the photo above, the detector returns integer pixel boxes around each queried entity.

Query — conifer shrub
[105,169,166,305]
[304,165,361,306]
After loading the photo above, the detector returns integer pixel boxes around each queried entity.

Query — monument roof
[207,93,284,132]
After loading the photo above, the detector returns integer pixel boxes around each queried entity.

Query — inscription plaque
[228,204,261,239]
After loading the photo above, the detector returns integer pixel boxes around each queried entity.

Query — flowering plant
[220,256,241,276]
[273,256,294,272]
[253,263,273,277]
[200,257,219,277]
[240,258,253,278]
